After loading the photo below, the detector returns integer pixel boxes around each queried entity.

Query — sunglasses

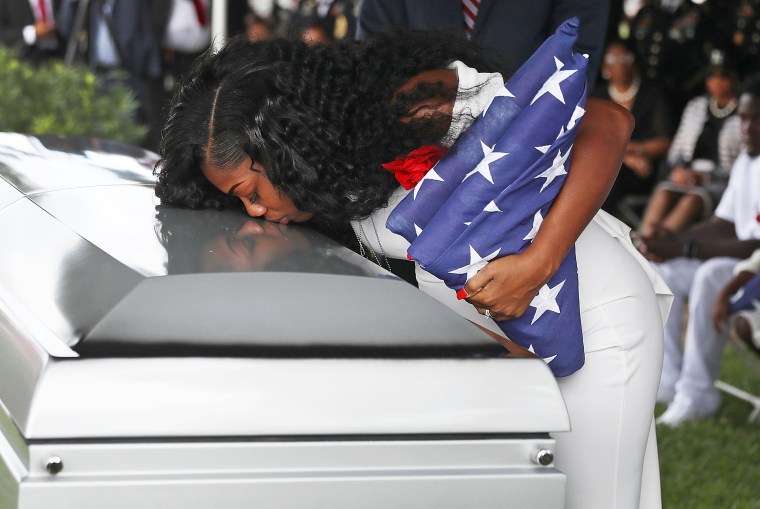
[604,54,635,65]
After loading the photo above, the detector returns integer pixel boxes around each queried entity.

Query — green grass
[657,346,760,509]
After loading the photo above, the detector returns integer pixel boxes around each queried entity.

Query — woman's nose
[241,198,267,217]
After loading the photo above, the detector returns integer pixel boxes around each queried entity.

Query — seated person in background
[713,248,760,355]
[592,39,673,219]
[640,49,743,238]
[639,73,760,427]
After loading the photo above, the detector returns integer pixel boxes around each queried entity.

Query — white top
[714,152,760,241]
[353,62,672,342]
[164,0,211,53]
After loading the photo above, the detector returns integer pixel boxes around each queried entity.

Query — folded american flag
[386,18,588,376]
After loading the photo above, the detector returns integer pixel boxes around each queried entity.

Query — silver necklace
[607,75,641,104]
[351,219,392,271]
[708,97,737,119]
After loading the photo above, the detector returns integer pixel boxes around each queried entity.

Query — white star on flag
[414,224,423,236]
[752,299,760,311]
[531,56,577,105]
[449,245,501,281]
[463,141,508,184]
[484,200,501,212]
[528,344,557,364]
[535,147,571,191]
[523,210,543,241]
[567,105,585,130]
[483,87,515,116]
[529,280,565,324]
[414,166,444,199]
[535,145,550,154]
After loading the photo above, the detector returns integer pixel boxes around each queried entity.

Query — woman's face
[203,157,314,224]
[603,44,635,86]
[202,219,311,272]
[705,74,736,100]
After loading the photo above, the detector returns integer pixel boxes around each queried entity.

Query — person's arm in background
[356,0,408,38]
[550,0,609,89]
[639,217,760,262]
[464,98,633,320]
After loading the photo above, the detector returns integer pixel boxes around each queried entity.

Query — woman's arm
[463,97,634,320]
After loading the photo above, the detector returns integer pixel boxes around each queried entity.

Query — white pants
[357,199,668,509]
[653,257,738,407]
[415,219,666,509]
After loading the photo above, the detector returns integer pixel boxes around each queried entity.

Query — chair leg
[715,332,760,424]
[714,380,760,424]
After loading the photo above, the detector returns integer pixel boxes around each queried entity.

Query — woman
[592,39,673,218]
[156,32,670,509]
[639,52,743,238]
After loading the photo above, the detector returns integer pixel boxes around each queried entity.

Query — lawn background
[657,344,760,509]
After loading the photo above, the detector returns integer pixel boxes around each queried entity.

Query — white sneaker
[655,394,720,427]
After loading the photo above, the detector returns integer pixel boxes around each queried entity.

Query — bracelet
[682,238,700,259]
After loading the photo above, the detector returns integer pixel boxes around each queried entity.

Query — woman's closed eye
[248,192,258,205]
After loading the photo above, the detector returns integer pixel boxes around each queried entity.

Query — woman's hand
[669,166,703,186]
[463,250,553,321]
[460,99,633,321]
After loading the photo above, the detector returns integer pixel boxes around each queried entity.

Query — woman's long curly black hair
[155,30,497,226]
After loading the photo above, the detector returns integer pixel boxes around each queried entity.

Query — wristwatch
[682,238,700,259]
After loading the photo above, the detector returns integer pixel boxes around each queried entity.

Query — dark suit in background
[59,0,163,150]
[356,0,608,88]
[0,0,63,63]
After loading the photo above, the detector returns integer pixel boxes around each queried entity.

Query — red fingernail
[456,288,469,300]
[406,253,413,261]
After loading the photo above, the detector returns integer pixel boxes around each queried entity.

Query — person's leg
[660,193,704,232]
[553,243,665,509]
[659,257,738,426]
[638,418,662,509]
[640,188,678,238]
[651,258,702,402]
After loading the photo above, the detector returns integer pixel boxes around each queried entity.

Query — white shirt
[22,0,55,47]
[714,152,760,240]
[164,0,211,54]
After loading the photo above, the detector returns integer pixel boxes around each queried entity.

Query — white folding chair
[715,331,760,424]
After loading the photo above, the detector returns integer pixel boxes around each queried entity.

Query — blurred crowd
[2,0,760,426]
[0,0,360,151]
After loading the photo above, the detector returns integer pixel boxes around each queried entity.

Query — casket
[0,134,569,509]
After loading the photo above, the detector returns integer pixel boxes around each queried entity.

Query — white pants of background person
[654,257,738,415]
[357,200,670,509]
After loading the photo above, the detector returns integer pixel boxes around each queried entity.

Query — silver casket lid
[0,134,569,441]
